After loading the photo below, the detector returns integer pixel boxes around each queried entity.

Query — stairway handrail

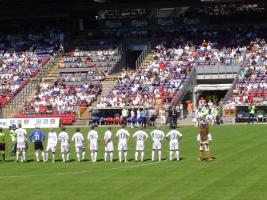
[135,43,151,70]
[0,49,63,118]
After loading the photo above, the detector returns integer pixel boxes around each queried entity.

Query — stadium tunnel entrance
[125,50,142,70]
[193,84,231,109]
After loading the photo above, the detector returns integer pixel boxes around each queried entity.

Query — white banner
[0,118,60,129]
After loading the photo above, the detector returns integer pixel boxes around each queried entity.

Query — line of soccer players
[0,121,213,163]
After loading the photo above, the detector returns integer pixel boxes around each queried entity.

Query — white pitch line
[0,160,167,179]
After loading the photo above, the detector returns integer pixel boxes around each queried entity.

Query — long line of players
[4,124,185,163]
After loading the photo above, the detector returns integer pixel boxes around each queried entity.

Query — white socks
[82,152,85,160]
[119,151,122,162]
[135,151,144,161]
[22,151,26,161]
[152,151,155,161]
[169,151,173,161]
[62,154,65,162]
[124,151,127,162]
[135,152,138,161]
[141,152,144,162]
[158,151,161,161]
[104,152,107,162]
[35,151,39,162]
[176,151,180,161]
[76,153,80,162]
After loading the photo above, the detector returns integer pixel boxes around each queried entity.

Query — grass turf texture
[0,124,266,200]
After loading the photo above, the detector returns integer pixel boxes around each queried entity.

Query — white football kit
[104,130,114,152]
[88,130,98,151]
[133,130,148,151]
[116,129,130,151]
[15,128,27,149]
[72,132,85,153]
[197,133,212,152]
[150,130,165,150]
[46,131,57,152]
[58,131,69,153]
[166,130,183,151]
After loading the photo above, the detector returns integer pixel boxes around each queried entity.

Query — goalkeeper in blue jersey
[29,126,46,162]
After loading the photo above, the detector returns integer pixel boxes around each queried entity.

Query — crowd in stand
[184,4,266,23]
[57,71,105,82]
[97,43,192,108]
[23,81,102,114]
[99,9,150,19]
[0,28,64,108]
[0,51,52,107]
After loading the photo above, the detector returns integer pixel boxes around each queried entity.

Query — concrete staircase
[42,60,61,83]
[139,52,154,70]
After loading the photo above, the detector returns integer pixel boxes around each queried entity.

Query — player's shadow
[25,159,34,163]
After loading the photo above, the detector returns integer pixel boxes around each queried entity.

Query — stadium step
[42,61,60,83]
[79,106,90,120]
[139,52,154,70]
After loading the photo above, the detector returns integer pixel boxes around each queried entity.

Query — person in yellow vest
[0,127,6,162]
[248,104,256,124]
[9,125,17,157]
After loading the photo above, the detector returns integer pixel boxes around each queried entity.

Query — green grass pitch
[0,124,266,200]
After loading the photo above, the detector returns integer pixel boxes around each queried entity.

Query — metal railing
[0,50,63,118]
[135,43,151,70]
[172,67,196,106]
[107,45,123,74]
[223,73,240,104]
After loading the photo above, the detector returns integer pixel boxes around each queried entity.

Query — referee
[0,128,6,162]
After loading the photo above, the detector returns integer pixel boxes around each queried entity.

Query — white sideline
[0,160,166,179]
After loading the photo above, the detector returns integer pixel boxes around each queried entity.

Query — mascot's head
[199,119,209,142]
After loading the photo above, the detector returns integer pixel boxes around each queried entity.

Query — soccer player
[9,125,17,157]
[29,126,46,162]
[0,128,6,162]
[166,126,183,161]
[132,127,148,162]
[150,126,165,161]
[45,128,57,163]
[87,125,98,163]
[116,125,130,162]
[14,124,27,162]
[72,128,85,162]
[58,127,70,163]
[197,120,213,161]
[104,126,114,162]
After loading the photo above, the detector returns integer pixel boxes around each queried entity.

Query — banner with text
[0,118,60,129]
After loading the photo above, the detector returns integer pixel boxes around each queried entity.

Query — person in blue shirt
[140,109,148,128]
[29,126,46,162]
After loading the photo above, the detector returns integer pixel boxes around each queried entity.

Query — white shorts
[199,143,210,152]
[17,141,26,149]
[136,141,145,151]
[90,142,98,151]
[152,141,162,150]
[169,140,179,151]
[75,144,85,153]
[105,142,114,152]
[60,144,70,153]
[46,144,56,152]
[118,142,127,151]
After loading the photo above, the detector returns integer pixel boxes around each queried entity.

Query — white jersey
[166,130,182,142]
[87,130,98,143]
[133,130,148,142]
[47,132,57,145]
[104,130,112,143]
[116,129,130,143]
[14,128,27,143]
[58,131,69,145]
[150,130,165,142]
[72,132,84,146]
